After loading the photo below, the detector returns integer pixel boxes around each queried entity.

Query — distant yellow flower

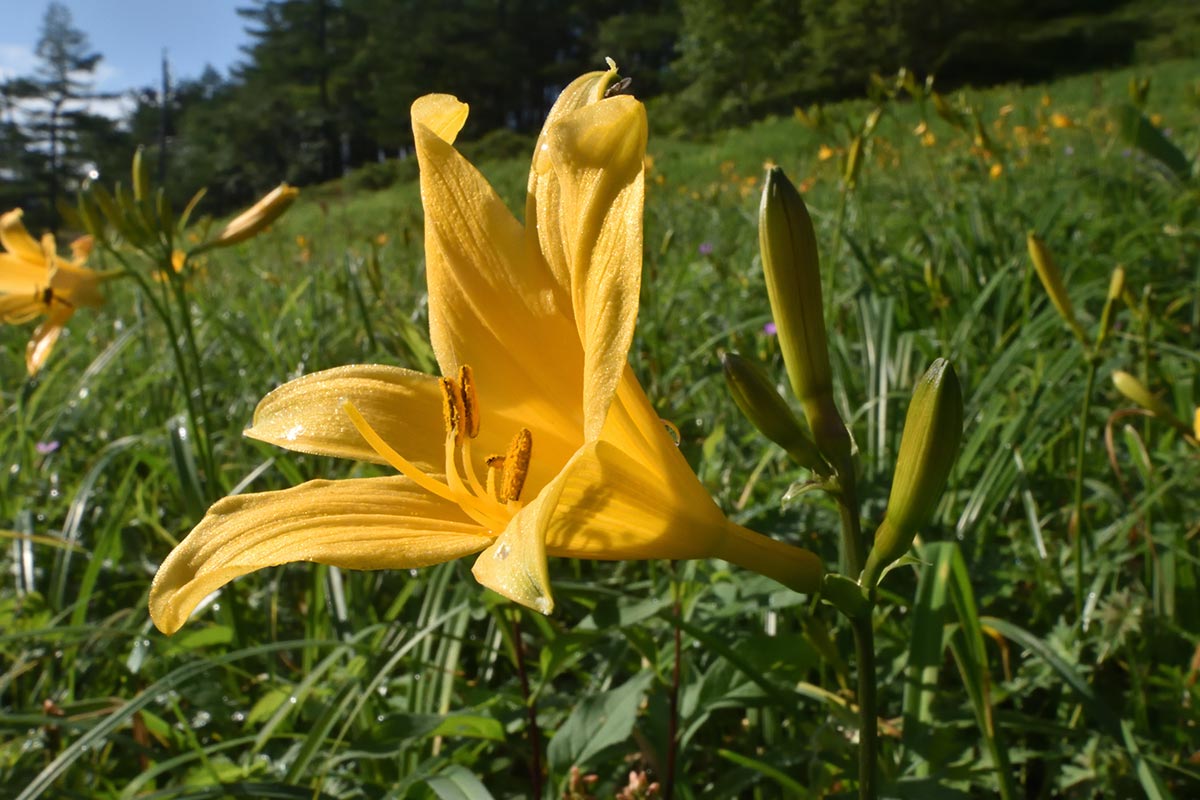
[989,163,1004,179]
[0,209,107,374]
[373,233,389,246]
[149,66,822,635]
[817,144,836,161]
[1150,113,1164,127]
[921,131,937,147]
[1049,112,1075,129]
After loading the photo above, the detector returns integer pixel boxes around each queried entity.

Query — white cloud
[1,43,132,121]
[0,42,37,81]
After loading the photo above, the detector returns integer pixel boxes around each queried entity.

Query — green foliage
[3,57,1200,797]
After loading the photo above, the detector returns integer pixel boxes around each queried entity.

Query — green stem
[108,249,216,500]
[835,489,875,799]
[1071,359,1097,619]
[167,268,219,493]
[851,613,878,800]
[837,486,866,578]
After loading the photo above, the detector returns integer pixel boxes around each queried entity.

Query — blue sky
[2,0,250,105]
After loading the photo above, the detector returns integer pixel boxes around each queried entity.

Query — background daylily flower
[0,209,108,374]
[150,65,822,635]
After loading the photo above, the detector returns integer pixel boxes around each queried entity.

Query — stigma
[343,364,533,535]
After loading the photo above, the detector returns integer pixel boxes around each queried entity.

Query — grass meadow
[3,58,1199,798]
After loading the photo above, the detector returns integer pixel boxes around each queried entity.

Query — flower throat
[343,365,533,533]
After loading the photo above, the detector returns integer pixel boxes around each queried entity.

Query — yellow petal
[26,307,71,375]
[49,262,105,308]
[149,476,491,634]
[524,65,620,293]
[471,485,560,614]
[412,94,585,460]
[0,209,45,264]
[1,294,43,323]
[246,364,448,472]
[0,253,49,292]
[538,440,824,594]
[543,96,647,439]
[541,440,731,561]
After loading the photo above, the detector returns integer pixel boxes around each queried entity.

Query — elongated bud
[843,136,864,187]
[1095,265,1125,349]
[1027,232,1087,344]
[722,353,830,475]
[76,190,105,240]
[1112,371,1191,435]
[208,184,298,248]
[132,146,152,203]
[759,167,853,477]
[863,359,963,588]
[1193,407,1199,441]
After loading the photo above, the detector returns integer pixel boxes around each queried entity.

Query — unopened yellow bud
[759,167,853,477]
[1027,232,1086,343]
[722,352,830,475]
[1193,407,1199,441]
[1112,371,1191,434]
[863,359,962,588]
[210,184,299,248]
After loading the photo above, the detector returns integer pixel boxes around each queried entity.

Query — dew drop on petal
[494,543,511,561]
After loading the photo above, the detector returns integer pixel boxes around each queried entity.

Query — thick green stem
[837,487,866,578]
[851,614,878,800]
[1071,360,1097,618]
[835,487,875,799]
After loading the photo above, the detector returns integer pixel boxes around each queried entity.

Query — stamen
[343,401,497,527]
[501,428,533,502]
[458,365,480,439]
[440,376,465,443]
[460,436,488,499]
[486,455,505,502]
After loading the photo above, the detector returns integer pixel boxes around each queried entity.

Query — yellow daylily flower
[149,66,823,635]
[0,209,107,374]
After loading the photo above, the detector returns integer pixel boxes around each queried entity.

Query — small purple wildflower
[698,241,714,256]
[36,441,60,455]
[1121,148,1133,158]
[763,321,777,336]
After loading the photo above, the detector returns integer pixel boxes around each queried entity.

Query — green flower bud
[132,145,152,203]
[758,167,853,479]
[863,358,963,588]
[1027,232,1087,344]
[1095,265,1125,349]
[722,352,830,475]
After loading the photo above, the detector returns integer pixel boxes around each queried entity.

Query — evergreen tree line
[3,0,1197,227]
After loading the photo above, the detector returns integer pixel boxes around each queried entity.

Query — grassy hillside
[2,58,1198,797]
